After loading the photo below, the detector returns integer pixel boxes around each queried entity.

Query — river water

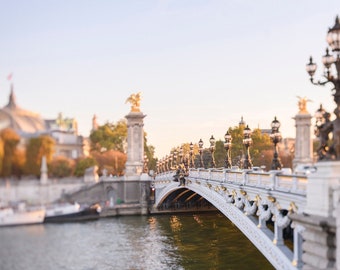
[0,213,274,270]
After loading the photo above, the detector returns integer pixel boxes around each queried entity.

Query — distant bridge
[153,168,307,270]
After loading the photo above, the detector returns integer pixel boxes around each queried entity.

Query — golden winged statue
[126,92,142,112]
[297,96,312,114]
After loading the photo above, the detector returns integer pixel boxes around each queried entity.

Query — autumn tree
[25,135,55,176]
[92,150,127,176]
[74,157,98,177]
[12,148,26,178]
[49,156,75,178]
[0,128,21,177]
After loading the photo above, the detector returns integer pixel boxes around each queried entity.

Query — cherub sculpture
[125,92,142,112]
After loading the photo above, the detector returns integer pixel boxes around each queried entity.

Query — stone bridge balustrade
[189,168,307,195]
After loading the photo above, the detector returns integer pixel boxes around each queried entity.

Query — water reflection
[156,213,274,270]
[0,213,274,270]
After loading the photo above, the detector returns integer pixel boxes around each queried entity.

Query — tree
[228,125,246,167]
[90,120,127,152]
[144,132,157,172]
[250,128,272,167]
[214,140,226,168]
[25,135,55,176]
[278,148,294,169]
[92,150,127,176]
[12,148,26,178]
[0,128,20,177]
[49,156,75,178]
[74,157,98,177]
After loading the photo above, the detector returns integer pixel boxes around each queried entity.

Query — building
[0,84,86,159]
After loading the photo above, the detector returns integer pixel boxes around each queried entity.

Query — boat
[0,203,45,227]
[44,202,101,223]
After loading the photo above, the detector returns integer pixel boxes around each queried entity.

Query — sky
[0,1,339,158]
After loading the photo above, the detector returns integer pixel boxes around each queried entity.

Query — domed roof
[0,85,46,135]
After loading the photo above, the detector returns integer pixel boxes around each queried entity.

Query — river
[0,213,274,270]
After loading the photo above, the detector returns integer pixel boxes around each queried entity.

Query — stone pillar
[305,161,340,217]
[290,161,339,269]
[140,173,151,215]
[292,111,313,169]
[291,223,304,269]
[124,111,145,179]
[123,110,146,204]
[84,165,99,183]
[40,156,48,185]
[291,212,336,269]
[123,93,151,211]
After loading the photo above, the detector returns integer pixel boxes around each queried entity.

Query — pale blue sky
[0,1,339,158]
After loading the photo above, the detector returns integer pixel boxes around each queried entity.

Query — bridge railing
[155,168,307,195]
[154,171,175,181]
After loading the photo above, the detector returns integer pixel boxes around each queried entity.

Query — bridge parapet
[188,168,307,195]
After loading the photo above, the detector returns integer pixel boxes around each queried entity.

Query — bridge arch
[154,181,295,270]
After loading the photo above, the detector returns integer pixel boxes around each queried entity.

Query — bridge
[144,94,340,270]
[93,16,340,268]
[148,16,340,270]
[153,167,307,270]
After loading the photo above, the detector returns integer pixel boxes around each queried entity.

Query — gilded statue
[297,96,312,114]
[125,92,142,112]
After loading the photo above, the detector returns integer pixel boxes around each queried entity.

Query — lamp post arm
[310,77,334,86]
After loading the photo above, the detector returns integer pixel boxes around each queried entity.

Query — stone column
[290,161,339,269]
[125,111,145,179]
[40,156,48,185]
[305,161,340,217]
[292,105,313,169]
[123,111,146,204]
[140,173,152,215]
[291,223,304,269]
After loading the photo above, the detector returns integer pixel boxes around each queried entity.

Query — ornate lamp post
[243,125,253,169]
[162,157,166,172]
[270,117,283,170]
[156,160,160,174]
[314,104,332,160]
[173,149,178,166]
[224,131,232,168]
[158,159,162,173]
[169,154,173,170]
[189,142,194,168]
[306,15,340,160]
[165,155,169,172]
[179,146,184,164]
[209,135,216,168]
[198,139,204,168]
